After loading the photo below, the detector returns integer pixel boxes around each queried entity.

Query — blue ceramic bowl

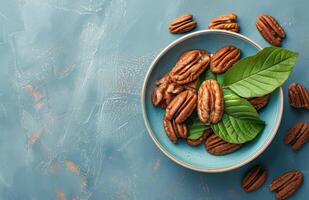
[141,30,283,173]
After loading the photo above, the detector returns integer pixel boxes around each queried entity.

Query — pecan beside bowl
[141,30,284,173]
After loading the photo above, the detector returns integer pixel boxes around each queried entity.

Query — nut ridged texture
[197,79,224,124]
[151,73,184,108]
[169,14,197,34]
[151,73,196,109]
[269,170,303,200]
[187,128,212,146]
[288,82,309,109]
[210,45,241,73]
[208,13,240,32]
[248,95,270,111]
[170,50,210,85]
[256,15,285,47]
[163,116,187,143]
[165,90,197,123]
[284,122,309,151]
[241,165,267,192]
[204,134,241,155]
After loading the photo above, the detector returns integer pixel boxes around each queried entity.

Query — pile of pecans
[151,47,251,156]
[164,13,309,200]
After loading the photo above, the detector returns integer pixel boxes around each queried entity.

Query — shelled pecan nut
[197,80,224,124]
[151,73,184,108]
[208,13,240,32]
[256,15,285,47]
[163,116,187,143]
[169,14,197,34]
[165,90,197,123]
[241,165,267,192]
[187,128,213,146]
[288,82,309,109]
[170,50,210,85]
[204,134,241,155]
[210,45,241,73]
[248,95,270,111]
[284,122,309,151]
[269,170,303,200]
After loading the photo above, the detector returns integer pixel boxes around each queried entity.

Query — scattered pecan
[197,79,224,124]
[269,170,303,200]
[241,165,267,192]
[248,95,270,111]
[169,14,197,34]
[170,50,210,85]
[204,134,241,155]
[165,90,197,123]
[210,45,241,73]
[151,73,184,108]
[208,13,240,32]
[256,15,285,47]
[187,128,212,146]
[288,82,309,109]
[163,116,187,143]
[284,122,309,151]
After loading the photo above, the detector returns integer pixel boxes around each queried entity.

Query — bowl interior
[142,30,282,172]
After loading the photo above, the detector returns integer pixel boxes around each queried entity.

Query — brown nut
[269,170,303,200]
[197,80,224,124]
[208,13,240,32]
[163,116,187,143]
[204,134,242,155]
[187,128,212,146]
[241,165,267,192]
[256,15,285,47]
[288,82,309,109]
[151,73,184,108]
[248,95,270,111]
[210,45,241,74]
[170,50,210,85]
[284,122,309,151]
[165,90,197,123]
[169,14,197,34]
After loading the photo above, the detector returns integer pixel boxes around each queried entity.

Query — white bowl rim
[141,29,284,173]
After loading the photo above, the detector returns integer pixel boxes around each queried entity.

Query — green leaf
[223,89,262,122]
[211,89,265,144]
[223,47,299,98]
[196,69,217,92]
[188,121,209,140]
[211,115,265,144]
[187,113,209,140]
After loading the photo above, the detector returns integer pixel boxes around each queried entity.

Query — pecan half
[269,170,303,200]
[248,95,270,111]
[169,14,197,34]
[210,45,241,73]
[208,13,240,32]
[187,128,212,146]
[204,134,241,155]
[284,122,309,151]
[170,50,210,85]
[256,15,285,47]
[151,73,184,108]
[242,165,267,192]
[288,82,309,109]
[197,80,224,124]
[163,116,187,143]
[165,90,197,123]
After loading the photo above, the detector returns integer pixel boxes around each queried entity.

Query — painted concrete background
[0,0,308,199]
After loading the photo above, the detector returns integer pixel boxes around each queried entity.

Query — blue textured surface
[0,0,308,200]
[143,31,282,171]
